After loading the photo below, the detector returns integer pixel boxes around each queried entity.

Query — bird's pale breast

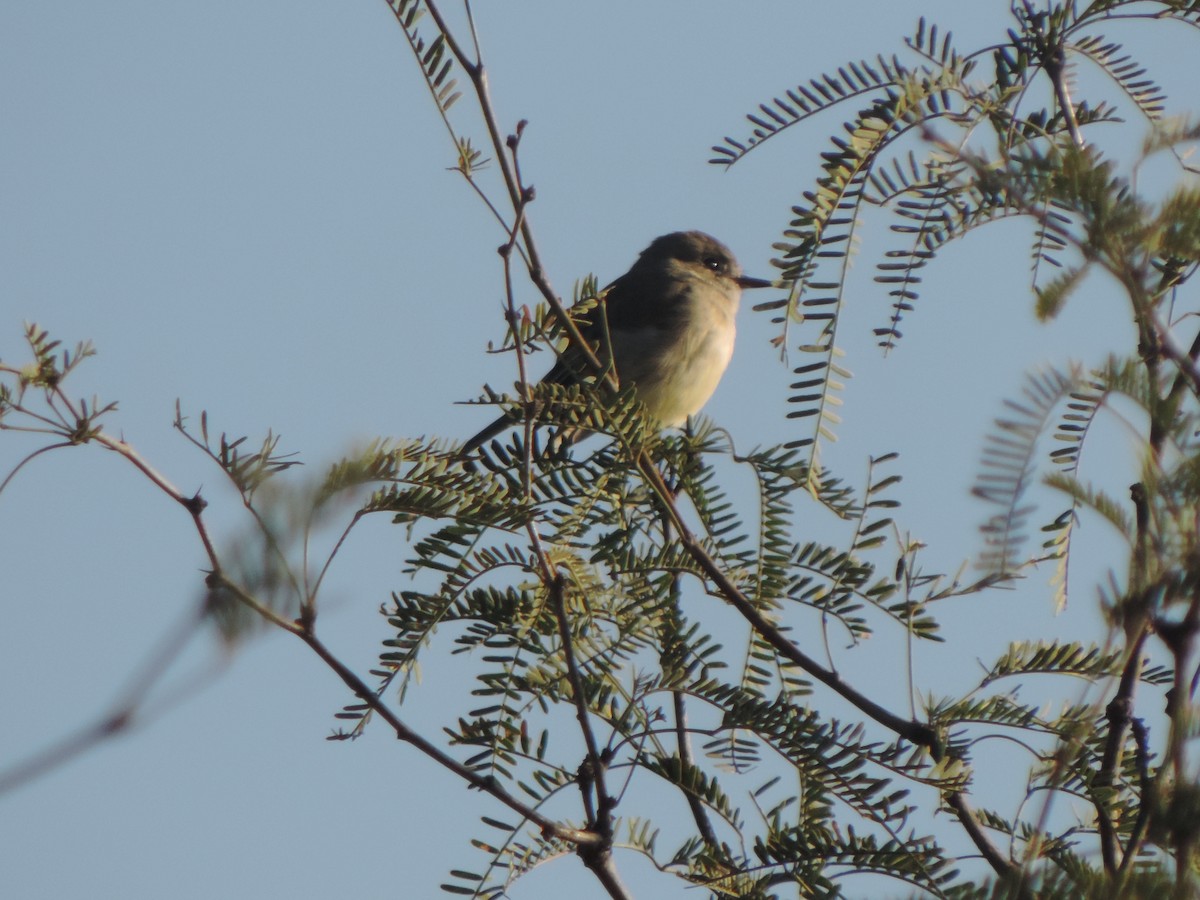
[611,289,737,427]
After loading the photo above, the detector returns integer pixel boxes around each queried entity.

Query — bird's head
[636,231,773,298]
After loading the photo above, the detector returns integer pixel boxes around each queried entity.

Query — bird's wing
[598,271,669,332]
[462,274,653,455]
[540,280,623,386]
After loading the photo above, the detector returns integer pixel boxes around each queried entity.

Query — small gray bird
[462,231,771,456]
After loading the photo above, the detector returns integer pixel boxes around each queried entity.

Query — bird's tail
[460,413,513,458]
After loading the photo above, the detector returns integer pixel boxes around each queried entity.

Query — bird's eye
[703,256,727,273]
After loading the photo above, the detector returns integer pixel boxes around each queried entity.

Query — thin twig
[0,441,74,498]
[1118,716,1155,879]
[1153,314,1200,399]
[661,482,722,853]
[296,622,601,846]
[673,690,721,850]
[944,791,1032,894]
[419,0,603,381]
[93,429,220,568]
[640,455,938,749]
[497,135,536,488]
[0,599,213,796]
[548,570,611,827]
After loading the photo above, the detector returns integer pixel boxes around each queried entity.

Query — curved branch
[639,456,939,750]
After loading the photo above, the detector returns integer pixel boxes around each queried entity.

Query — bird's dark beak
[736,275,775,289]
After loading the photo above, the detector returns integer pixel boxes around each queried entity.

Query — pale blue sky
[1,3,1193,898]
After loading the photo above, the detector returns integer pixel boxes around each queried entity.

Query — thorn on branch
[1130,717,1150,785]
[506,119,528,150]
[1106,695,1133,730]
[102,710,132,735]
[1155,618,1196,658]
[467,773,498,792]
[1138,332,1162,365]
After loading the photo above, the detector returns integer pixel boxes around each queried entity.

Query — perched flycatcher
[462,230,771,455]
